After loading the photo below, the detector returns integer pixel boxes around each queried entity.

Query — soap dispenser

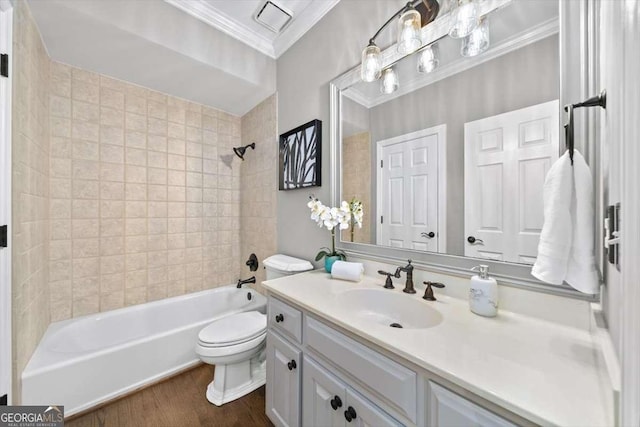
[469,265,498,317]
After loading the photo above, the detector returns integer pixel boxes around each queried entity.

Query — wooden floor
[66,364,273,427]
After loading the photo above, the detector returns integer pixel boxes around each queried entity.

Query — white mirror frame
[330,0,599,300]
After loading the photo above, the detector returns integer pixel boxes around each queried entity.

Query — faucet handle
[423,281,445,301]
[377,270,396,289]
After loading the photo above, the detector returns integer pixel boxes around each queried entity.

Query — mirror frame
[330,0,599,300]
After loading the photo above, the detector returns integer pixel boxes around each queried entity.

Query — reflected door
[377,129,441,251]
[464,100,559,263]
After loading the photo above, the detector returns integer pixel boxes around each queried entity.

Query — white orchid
[307,195,366,259]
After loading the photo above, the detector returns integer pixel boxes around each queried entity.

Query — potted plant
[307,196,363,272]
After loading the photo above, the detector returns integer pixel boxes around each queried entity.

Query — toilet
[195,254,313,406]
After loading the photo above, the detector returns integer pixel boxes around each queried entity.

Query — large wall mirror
[331,0,598,299]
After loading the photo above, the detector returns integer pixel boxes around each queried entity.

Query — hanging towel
[532,150,600,294]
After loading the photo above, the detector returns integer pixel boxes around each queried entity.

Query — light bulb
[461,17,489,57]
[397,9,422,54]
[361,43,382,82]
[449,0,479,39]
[417,43,440,73]
[380,68,399,94]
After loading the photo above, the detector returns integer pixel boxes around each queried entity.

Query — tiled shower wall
[48,63,243,321]
[11,1,50,401]
[239,94,278,286]
[341,131,371,244]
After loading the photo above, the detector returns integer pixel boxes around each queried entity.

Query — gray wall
[276,0,403,266]
[368,35,559,254]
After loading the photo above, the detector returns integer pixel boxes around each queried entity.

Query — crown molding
[164,0,339,59]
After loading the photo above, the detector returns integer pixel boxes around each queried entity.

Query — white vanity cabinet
[303,355,402,427]
[265,295,524,427]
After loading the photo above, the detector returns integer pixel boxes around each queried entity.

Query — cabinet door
[345,389,403,427]
[302,355,346,427]
[428,382,516,427]
[266,331,301,427]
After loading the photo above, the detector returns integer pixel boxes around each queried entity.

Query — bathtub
[22,285,266,416]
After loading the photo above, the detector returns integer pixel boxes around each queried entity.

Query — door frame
[375,125,447,253]
[0,0,12,405]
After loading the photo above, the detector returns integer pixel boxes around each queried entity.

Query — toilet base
[206,354,266,406]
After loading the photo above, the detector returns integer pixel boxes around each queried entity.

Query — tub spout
[237,276,256,288]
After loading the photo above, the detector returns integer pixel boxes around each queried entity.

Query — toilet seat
[198,311,266,347]
[196,332,266,359]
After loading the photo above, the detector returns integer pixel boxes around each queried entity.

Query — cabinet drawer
[428,382,517,427]
[305,316,417,423]
[268,297,303,344]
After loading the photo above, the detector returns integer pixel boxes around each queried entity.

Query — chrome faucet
[237,276,256,288]
[398,260,416,294]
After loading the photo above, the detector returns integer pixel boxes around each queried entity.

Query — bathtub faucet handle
[237,276,256,288]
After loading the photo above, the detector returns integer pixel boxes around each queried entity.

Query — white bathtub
[22,285,266,416]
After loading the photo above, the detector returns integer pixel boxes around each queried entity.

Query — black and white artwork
[279,119,322,190]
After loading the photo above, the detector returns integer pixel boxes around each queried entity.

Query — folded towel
[532,150,599,294]
[331,261,364,282]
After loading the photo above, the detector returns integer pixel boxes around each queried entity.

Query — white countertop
[263,270,613,427]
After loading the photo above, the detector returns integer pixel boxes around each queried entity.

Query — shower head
[233,143,255,161]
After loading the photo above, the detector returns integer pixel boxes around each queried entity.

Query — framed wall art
[279,119,322,190]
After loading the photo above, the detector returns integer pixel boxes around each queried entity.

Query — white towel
[532,150,599,294]
[331,261,364,282]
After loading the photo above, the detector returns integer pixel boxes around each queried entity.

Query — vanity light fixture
[461,17,490,57]
[359,0,490,91]
[380,67,399,94]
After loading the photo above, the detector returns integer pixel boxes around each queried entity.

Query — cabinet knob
[287,360,297,371]
[344,406,357,422]
[330,396,342,411]
[275,313,284,323]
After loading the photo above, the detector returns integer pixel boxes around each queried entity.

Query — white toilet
[195,254,313,406]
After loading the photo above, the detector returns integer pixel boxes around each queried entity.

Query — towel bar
[564,90,607,165]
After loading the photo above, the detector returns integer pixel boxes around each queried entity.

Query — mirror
[338,0,559,266]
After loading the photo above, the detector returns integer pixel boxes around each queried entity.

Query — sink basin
[335,289,443,330]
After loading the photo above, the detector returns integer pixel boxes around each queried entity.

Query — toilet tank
[263,254,314,280]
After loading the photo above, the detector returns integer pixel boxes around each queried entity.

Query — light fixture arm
[368,1,421,45]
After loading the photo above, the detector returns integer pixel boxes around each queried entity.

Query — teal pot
[324,256,341,273]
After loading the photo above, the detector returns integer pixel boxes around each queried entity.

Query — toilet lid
[198,311,266,346]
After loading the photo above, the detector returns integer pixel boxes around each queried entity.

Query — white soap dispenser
[469,265,498,317]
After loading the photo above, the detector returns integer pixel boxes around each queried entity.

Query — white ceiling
[27,0,339,116]
[165,0,341,59]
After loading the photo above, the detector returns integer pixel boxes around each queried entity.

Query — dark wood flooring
[66,364,273,427]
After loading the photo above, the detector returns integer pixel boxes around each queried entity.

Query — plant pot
[324,255,341,273]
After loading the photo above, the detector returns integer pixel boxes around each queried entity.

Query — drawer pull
[275,313,284,323]
[330,396,342,411]
[287,360,297,371]
[344,406,357,422]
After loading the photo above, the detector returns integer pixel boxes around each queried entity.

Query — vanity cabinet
[303,355,401,427]
[266,295,522,427]
[266,331,301,427]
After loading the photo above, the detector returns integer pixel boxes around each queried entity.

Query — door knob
[275,313,284,323]
[467,236,484,245]
[287,360,297,371]
[421,231,435,239]
[344,406,357,422]
[330,395,342,410]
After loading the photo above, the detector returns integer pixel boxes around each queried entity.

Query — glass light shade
[417,43,440,73]
[380,68,399,94]
[461,17,489,57]
[397,9,422,54]
[448,0,479,39]
[361,44,382,82]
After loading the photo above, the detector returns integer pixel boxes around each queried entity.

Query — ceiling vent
[254,1,292,34]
